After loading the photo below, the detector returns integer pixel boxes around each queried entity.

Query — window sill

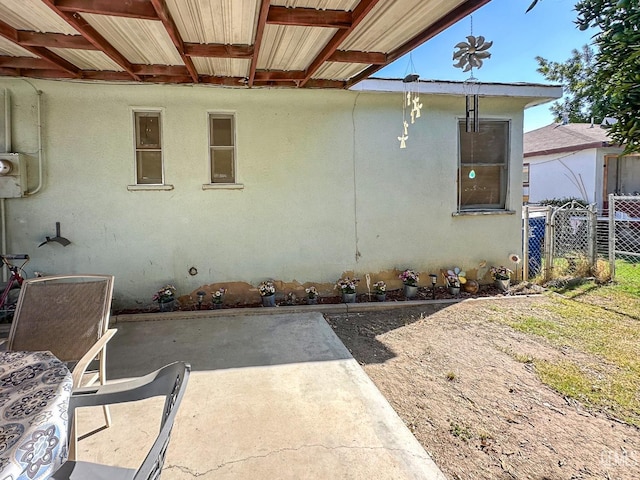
[452,209,516,217]
[202,183,244,190]
[127,184,174,191]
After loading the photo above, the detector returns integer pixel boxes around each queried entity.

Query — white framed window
[458,119,510,211]
[133,110,163,185]
[208,113,236,184]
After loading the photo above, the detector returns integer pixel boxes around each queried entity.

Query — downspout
[1,89,9,281]
[25,88,43,196]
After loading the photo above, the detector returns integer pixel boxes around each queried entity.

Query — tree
[535,45,611,124]
[574,0,640,153]
[528,0,640,153]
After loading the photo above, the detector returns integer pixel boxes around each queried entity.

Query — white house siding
[2,79,529,308]
[527,149,598,205]
[527,147,624,210]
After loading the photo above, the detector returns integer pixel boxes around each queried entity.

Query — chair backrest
[8,274,114,363]
[69,362,191,480]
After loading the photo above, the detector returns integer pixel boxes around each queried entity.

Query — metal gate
[608,195,640,281]
[546,201,597,279]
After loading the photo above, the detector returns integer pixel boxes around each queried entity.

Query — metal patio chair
[6,274,117,458]
[52,361,191,480]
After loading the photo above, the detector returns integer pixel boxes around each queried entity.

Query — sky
[377,0,599,132]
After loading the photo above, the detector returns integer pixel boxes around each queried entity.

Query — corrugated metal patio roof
[0,0,491,88]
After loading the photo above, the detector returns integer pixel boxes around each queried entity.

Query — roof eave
[524,142,619,158]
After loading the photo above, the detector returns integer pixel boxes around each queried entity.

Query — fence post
[609,193,615,280]
[544,206,553,281]
[523,205,529,281]
[588,203,597,268]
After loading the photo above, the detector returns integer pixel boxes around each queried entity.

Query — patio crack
[164,443,430,476]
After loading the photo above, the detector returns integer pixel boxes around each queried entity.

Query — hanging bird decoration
[452,35,493,72]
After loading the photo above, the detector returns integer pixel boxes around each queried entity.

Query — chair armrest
[70,362,188,409]
[71,328,117,388]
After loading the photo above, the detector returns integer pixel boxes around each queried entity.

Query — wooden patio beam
[41,1,141,81]
[132,64,189,76]
[149,0,198,83]
[0,56,53,69]
[54,0,158,20]
[299,0,381,87]
[184,43,254,59]
[248,0,271,87]
[254,70,306,82]
[267,6,351,29]
[346,0,492,88]
[328,50,387,64]
[0,19,80,77]
[17,31,97,50]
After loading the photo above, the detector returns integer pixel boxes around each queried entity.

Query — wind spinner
[397,55,422,149]
[452,17,492,133]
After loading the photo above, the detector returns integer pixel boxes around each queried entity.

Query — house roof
[0,0,491,89]
[523,122,617,157]
[355,78,562,107]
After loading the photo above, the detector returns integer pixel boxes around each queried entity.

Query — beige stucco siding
[2,79,529,308]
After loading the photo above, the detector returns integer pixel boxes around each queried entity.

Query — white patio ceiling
[0,0,491,88]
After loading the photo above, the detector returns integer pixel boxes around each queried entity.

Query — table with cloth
[0,351,72,480]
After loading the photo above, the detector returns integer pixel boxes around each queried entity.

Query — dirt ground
[324,296,640,480]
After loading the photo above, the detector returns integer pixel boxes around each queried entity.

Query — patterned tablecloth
[0,351,73,480]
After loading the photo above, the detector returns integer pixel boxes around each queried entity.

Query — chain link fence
[523,202,600,281]
[607,195,640,284]
[523,196,640,284]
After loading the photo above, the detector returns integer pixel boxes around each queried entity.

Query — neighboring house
[0,1,561,307]
[523,123,639,211]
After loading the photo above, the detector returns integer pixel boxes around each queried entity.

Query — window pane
[460,121,507,165]
[210,117,233,146]
[211,148,234,183]
[460,165,505,208]
[136,151,162,184]
[135,113,161,149]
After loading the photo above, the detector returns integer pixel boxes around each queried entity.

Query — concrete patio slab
[75,312,446,479]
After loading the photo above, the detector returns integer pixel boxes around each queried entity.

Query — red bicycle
[0,254,29,321]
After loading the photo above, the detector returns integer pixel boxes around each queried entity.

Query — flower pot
[307,297,318,305]
[262,294,276,307]
[403,284,418,299]
[212,303,223,310]
[448,286,461,296]
[376,293,386,302]
[342,292,356,303]
[158,298,175,312]
[495,279,510,292]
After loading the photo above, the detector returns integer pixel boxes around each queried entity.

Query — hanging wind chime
[452,16,492,133]
[397,54,422,149]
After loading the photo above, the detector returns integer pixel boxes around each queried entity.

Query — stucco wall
[1,79,527,308]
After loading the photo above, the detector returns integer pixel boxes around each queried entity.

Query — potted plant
[153,284,176,312]
[335,277,359,303]
[211,288,226,309]
[399,269,419,299]
[305,286,319,305]
[490,266,512,292]
[373,281,386,302]
[258,280,276,307]
[444,268,466,296]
